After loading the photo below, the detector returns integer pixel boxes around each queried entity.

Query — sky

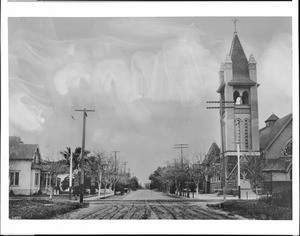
[8,17,292,184]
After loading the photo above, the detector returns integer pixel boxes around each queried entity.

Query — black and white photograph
[1,1,299,235]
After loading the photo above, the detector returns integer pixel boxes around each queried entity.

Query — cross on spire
[232,18,239,34]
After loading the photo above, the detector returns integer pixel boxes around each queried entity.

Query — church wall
[224,85,235,152]
[250,85,260,151]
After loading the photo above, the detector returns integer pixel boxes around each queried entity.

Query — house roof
[36,160,69,173]
[229,34,250,81]
[10,144,39,160]
[259,113,292,150]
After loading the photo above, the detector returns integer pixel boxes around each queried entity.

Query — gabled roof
[10,144,39,160]
[203,142,220,165]
[229,34,250,81]
[259,113,292,150]
[265,113,279,123]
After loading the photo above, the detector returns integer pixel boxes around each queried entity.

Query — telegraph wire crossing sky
[8,17,292,183]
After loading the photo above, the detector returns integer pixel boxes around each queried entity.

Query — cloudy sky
[8,17,292,184]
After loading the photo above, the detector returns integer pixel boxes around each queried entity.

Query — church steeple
[229,33,250,81]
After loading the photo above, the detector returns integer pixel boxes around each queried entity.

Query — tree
[85,150,110,198]
[189,162,205,198]
[9,136,22,170]
[242,151,267,196]
[60,147,90,198]
[41,159,66,199]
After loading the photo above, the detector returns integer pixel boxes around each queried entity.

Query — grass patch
[207,199,292,220]
[9,199,88,219]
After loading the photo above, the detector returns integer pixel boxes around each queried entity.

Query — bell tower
[217,20,260,189]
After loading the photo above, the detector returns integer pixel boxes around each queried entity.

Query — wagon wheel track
[100,205,125,219]
[172,200,233,219]
[122,200,138,219]
[157,201,178,219]
[144,200,158,219]
[97,205,120,219]
[80,205,111,219]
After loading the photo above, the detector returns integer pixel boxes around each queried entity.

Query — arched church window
[244,119,249,149]
[242,91,249,105]
[236,119,241,144]
[233,91,240,104]
[284,141,292,156]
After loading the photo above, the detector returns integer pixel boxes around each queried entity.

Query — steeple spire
[232,18,239,34]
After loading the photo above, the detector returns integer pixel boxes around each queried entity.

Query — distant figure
[236,96,242,105]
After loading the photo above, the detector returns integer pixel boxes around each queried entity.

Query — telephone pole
[123,161,128,174]
[75,108,95,203]
[174,144,189,164]
[206,100,234,201]
[112,150,120,195]
[234,119,243,199]
[174,144,188,197]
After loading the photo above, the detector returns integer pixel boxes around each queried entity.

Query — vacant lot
[9,199,88,219]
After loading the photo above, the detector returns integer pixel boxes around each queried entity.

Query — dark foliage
[259,189,292,209]
[9,199,88,219]
[208,199,292,220]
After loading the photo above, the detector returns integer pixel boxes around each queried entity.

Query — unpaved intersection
[56,190,240,220]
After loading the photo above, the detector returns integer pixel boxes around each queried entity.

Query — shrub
[9,199,88,219]
[207,200,292,220]
[9,190,15,197]
[259,190,292,209]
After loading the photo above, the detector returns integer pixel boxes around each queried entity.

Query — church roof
[229,34,251,81]
[259,113,292,150]
[202,142,220,165]
[265,113,279,123]
[263,157,292,172]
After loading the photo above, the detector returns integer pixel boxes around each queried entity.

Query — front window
[35,173,40,186]
[10,172,19,186]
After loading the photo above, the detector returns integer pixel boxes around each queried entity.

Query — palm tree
[60,147,82,171]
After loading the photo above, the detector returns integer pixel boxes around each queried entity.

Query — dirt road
[55,190,241,220]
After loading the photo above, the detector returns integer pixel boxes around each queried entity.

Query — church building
[216,23,260,192]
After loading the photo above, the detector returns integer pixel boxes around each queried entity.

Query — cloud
[258,32,292,124]
[9,93,47,132]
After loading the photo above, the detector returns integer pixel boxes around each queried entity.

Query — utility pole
[112,150,120,195]
[123,161,128,174]
[233,119,243,199]
[174,144,188,197]
[69,147,73,200]
[174,144,189,164]
[206,100,234,201]
[69,115,75,200]
[75,108,95,203]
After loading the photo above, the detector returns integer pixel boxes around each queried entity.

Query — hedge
[9,199,88,219]
[208,200,292,220]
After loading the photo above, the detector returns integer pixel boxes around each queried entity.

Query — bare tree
[85,150,110,198]
[41,158,66,199]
